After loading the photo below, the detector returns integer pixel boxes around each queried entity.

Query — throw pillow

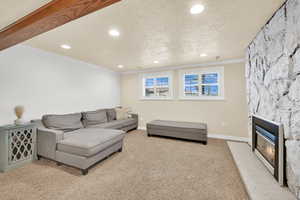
[115,107,131,120]
[106,108,117,121]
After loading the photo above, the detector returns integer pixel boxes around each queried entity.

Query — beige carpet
[0,130,249,200]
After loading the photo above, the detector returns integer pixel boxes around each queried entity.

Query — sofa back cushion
[106,108,116,121]
[42,113,83,132]
[82,109,108,127]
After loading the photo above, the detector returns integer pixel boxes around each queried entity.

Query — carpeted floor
[0,130,249,200]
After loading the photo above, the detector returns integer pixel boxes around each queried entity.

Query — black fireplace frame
[252,115,286,185]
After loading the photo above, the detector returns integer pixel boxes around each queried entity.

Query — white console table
[0,123,36,172]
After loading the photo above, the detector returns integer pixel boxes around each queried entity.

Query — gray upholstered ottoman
[147,120,207,144]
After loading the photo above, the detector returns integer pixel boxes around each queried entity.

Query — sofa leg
[118,147,123,152]
[81,169,88,175]
[37,155,41,160]
[202,141,207,145]
[56,162,62,166]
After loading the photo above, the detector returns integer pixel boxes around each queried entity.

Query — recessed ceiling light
[200,53,207,57]
[109,29,120,37]
[118,65,124,69]
[154,61,159,64]
[61,44,71,49]
[190,4,205,15]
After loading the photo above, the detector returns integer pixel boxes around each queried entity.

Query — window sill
[140,97,174,101]
[178,97,225,101]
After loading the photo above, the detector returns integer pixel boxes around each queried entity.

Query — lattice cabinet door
[0,123,36,172]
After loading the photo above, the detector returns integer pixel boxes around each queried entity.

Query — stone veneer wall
[246,0,300,198]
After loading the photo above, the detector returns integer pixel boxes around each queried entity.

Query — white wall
[121,62,248,139]
[0,45,120,125]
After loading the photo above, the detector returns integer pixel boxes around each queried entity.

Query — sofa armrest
[37,128,64,160]
[130,113,138,120]
[129,114,139,130]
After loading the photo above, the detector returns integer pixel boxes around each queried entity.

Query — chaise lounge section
[32,108,138,175]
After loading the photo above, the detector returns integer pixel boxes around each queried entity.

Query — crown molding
[121,58,245,74]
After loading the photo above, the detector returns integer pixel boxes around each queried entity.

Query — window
[184,74,199,96]
[141,71,173,99]
[179,67,224,100]
[184,73,220,97]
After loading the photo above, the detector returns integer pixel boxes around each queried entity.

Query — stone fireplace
[246,0,300,198]
[252,115,286,186]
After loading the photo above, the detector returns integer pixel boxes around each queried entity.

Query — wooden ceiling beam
[0,0,121,51]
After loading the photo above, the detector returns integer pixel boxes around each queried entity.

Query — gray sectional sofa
[32,108,138,175]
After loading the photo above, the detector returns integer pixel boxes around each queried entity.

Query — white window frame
[178,66,225,100]
[139,71,173,100]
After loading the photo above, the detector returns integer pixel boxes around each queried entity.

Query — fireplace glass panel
[256,132,275,167]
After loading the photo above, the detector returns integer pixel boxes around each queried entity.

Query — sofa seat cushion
[42,113,83,132]
[91,118,137,129]
[82,109,107,127]
[57,128,125,157]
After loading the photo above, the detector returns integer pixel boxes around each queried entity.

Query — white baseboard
[208,134,249,143]
[138,127,249,143]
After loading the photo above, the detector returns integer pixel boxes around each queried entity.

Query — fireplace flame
[266,146,274,157]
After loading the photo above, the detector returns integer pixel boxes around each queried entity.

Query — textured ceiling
[1,0,285,71]
[0,0,52,30]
